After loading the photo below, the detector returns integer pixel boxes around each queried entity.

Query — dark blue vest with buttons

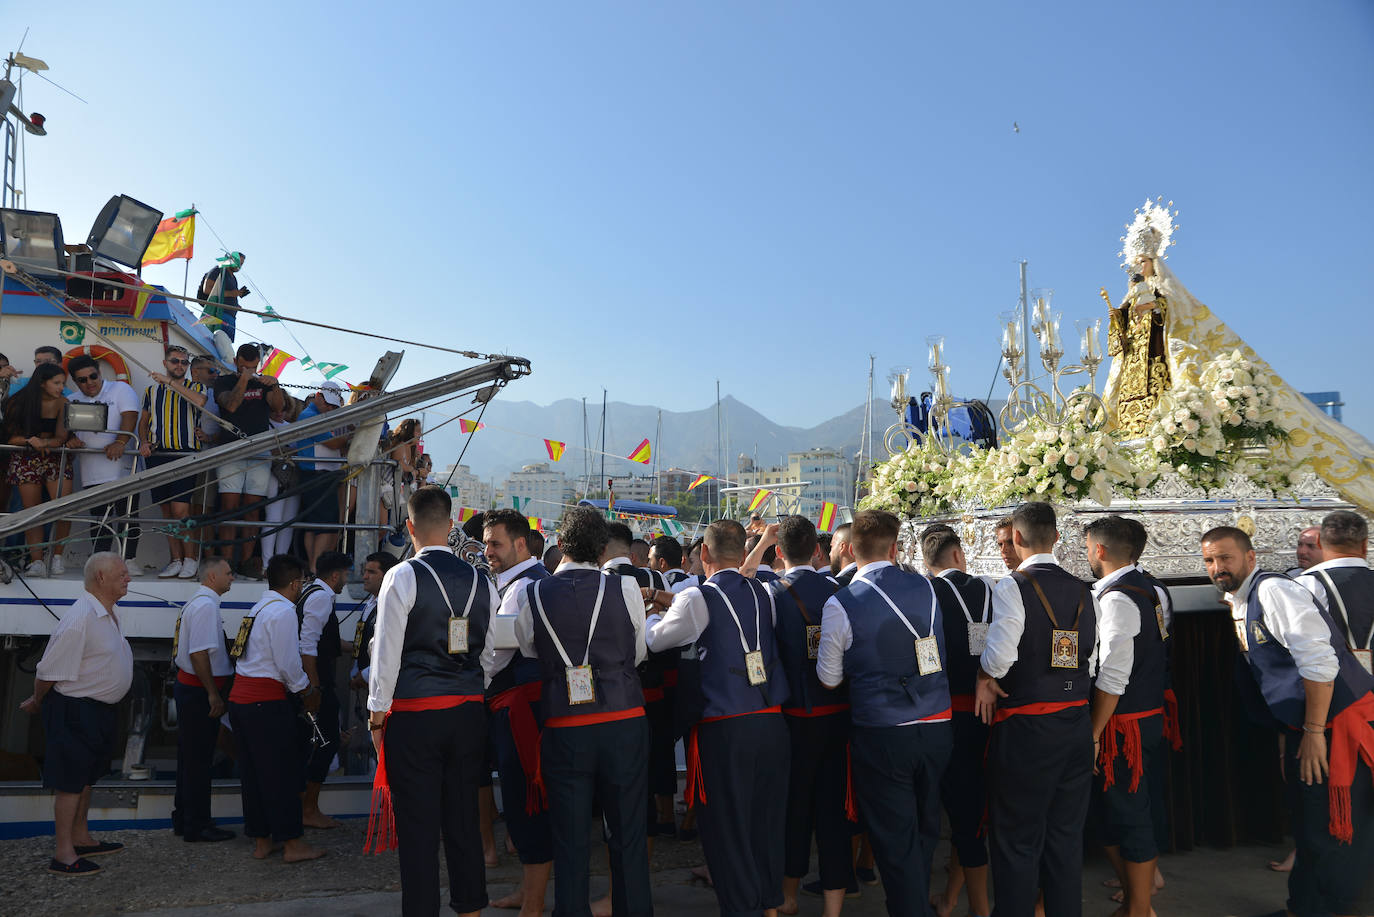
[486,562,551,698]
[1241,571,1374,730]
[837,564,951,728]
[1100,569,1167,715]
[771,568,845,712]
[1311,565,1374,654]
[529,569,643,719]
[394,550,490,700]
[1001,563,1095,709]
[930,570,991,698]
[697,571,789,719]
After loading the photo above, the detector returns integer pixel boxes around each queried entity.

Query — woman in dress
[2,363,77,576]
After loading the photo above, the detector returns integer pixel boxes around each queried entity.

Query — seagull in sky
[1013,121,1020,133]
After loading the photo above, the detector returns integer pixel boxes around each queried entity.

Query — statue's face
[1135,257,1155,279]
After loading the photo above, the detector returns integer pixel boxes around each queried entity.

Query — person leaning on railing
[2,362,76,577]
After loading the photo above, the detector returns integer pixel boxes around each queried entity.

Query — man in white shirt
[66,355,141,562]
[22,553,134,876]
[974,502,1101,917]
[172,558,236,843]
[297,550,352,829]
[1296,511,1373,675]
[226,554,324,863]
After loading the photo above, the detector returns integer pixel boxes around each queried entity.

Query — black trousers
[489,704,553,864]
[939,710,991,869]
[303,675,340,784]
[697,711,790,917]
[851,722,952,917]
[174,680,221,835]
[647,694,678,799]
[783,710,855,890]
[229,699,303,842]
[541,714,653,917]
[1284,731,1374,916]
[385,702,489,916]
[1095,715,1163,863]
[987,707,1093,917]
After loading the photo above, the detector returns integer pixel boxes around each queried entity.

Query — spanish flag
[457,507,477,522]
[261,347,296,377]
[544,439,566,462]
[626,438,651,464]
[817,502,838,533]
[687,474,713,492]
[747,489,772,513]
[527,517,543,532]
[141,209,196,267]
[132,283,159,320]
[459,419,485,434]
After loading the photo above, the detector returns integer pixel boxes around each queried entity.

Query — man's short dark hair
[651,535,683,568]
[1201,525,1253,553]
[365,551,399,574]
[408,485,452,532]
[1012,502,1057,550]
[1321,511,1367,551]
[558,506,609,564]
[34,346,61,362]
[266,553,305,591]
[1121,517,1149,562]
[920,524,960,569]
[543,544,563,569]
[1083,516,1136,562]
[461,511,486,540]
[704,519,746,563]
[316,550,353,577]
[483,508,531,547]
[777,515,817,565]
[605,522,634,553]
[235,343,261,362]
[994,516,1014,532]
[629,538,650,565]
[817,532,833,555]
[527,529,546,559]
[165,344,190,359]
[67,354,99,378]
[850,510,901,560]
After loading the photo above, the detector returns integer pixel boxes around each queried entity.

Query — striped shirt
[142,381,208,452]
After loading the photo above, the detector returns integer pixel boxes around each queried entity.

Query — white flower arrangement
[861,437,959,518]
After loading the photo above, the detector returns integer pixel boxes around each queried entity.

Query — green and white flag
[316,362,349,380]
[261,303,282,323]
[659,519,684,537]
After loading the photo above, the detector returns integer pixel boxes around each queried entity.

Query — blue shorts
[42,691,118,793]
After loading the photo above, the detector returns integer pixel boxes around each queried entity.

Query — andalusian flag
[314,362,349,380]
[509,496,531,512]
[527,517,543,532]
[817,502,838,533]
[459,419,485,434]
[457,507,478,522]
[132,283,159,320]
[626,438,651,464]
[659,519,685,537]
[544,439,566,462]
[746,489,772,513]
[140,209,196,267]
[261,347,296,377]
[687,474,713,492]
[260,303,282,324]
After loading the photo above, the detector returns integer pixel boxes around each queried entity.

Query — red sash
[488,682,546,815]
[1098,708,1163,791]
[782,703,850,718]
[685,706,782,807]
[227,675,284,704]
[177,669,230,691]
[1325,691,1374,843]
[1162,687,1184,751]
[993,698,1087,724]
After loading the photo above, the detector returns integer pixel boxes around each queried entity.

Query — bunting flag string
[527,516,543,532]
[746,489,772,513]
[817,501,838,533]
[626,438,652,464]
[459,419,486,434]
[686,474,713,492]
[261,347,297,377]
[133,283,158,320]
[544,439,566,462]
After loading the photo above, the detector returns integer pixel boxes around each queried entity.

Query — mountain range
[425,395,890,485]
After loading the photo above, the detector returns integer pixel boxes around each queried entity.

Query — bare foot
[283,840,327,863]
[302,811,342,829]
[591,894,613,917]
[252,839,276,860]
[1268,849,1295,873]
[779,897,799,915]
[485,846,501,867]
[492,885,526,909]
[690,865,713,887]
[930,891,956,917]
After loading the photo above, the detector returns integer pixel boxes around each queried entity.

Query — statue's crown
[1119,197,1178,266]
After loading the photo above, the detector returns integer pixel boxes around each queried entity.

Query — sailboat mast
[599,389,607,499]
[653,409,662,503]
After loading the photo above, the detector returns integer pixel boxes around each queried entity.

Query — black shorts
[147,452,199,506]
[298,470,341,530]
[42,691,118,794]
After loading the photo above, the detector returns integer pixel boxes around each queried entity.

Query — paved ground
[3,813,1295,917]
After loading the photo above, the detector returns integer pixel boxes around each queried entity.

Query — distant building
[610,474,656,503]
[732,447,855,517]
[438,463,492,517]
[496,462,568,521]
[1303,391,1344,423]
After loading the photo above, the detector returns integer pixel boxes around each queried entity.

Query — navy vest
[664,570,691,588]
[486,561,551,697]
[1100,569,1167,715]
[1310,565,1374,654]
[393,550,491,699]
[1000,563,1096,708]
[530,568,643,719]
[755,568,780,585]
[697,570,789,718]
[609,562,675,687]
[1239,571,1374,730]
[771,568,845,711]
[296,582,341,677]
[930,570,991,698]
[353,597,377,669]
[837,565,952,728]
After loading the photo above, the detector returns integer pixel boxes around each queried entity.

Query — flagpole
[182,203,194,301]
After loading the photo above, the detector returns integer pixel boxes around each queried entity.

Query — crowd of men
[17,480,1374,917]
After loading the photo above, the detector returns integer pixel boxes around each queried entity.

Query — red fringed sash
[488,682,547,815]
[1162,687,1183,751]
[1098,708,1163,792]
[1325,691,1374,844]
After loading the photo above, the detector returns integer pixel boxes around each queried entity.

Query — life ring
[63,345,131,382]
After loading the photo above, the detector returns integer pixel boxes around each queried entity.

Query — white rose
[917,481,929,492]
[1152,436,1168,452]
[1071,465,1089,481]
[1163,421,1178,435]
[1241,385,1257,398]
[1227,412,1243,426]
[904,481,918,492]
[1043,450,1061,466]
[1219,369,1235,382]
[1096,447,1109,462]
[1183,438,1197,452]
[1064,450,1080,466]
[1182,419,1200,434]
[1245,408,1260,421]
[1173,409,1190,423]
[1035,479,1051,494]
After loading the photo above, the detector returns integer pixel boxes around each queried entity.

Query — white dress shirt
[836,562,858,580]
[1090,566,1140,697]
[670,574,701,593]
[298,577,338,658]
[235,590,310,692]
[36,592,134,704]
[482,556,542,687]
[176,585,233,677]
[1225,569,1339,682]
[644,568,777,652]
[369,546,499,713]
[514,561,647,665]
[980,553,1101,680]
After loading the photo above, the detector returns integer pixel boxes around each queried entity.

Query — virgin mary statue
[1102,199,1374,511]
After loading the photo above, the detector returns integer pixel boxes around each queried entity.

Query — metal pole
[1019,260,1030,383]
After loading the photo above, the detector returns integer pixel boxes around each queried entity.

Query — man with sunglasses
[140,346,211,579]
[67,355,141,566]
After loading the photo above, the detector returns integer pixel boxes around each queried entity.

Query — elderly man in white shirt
[21,553,133,876]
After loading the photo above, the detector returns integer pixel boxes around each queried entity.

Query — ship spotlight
[64,401,110,434]
[0,208,65,274]
[86,194,163,270]
[24,112,45,135]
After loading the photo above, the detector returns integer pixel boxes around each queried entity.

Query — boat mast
[653,409,662,503]
[599,389,607,499]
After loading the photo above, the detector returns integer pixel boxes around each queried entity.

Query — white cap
[320,380,344,407]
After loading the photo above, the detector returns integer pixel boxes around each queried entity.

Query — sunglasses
[167,358,190,366]
[75,373,100,384]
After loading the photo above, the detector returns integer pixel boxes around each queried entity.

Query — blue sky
[9,1,1374,446]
